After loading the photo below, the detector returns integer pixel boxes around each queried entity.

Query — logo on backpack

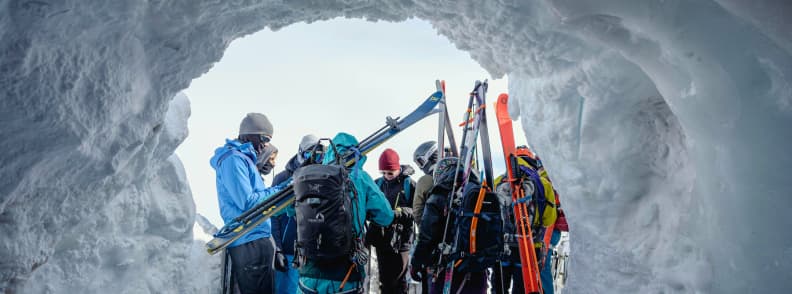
[309,183,322,194]
[309,212,325,223]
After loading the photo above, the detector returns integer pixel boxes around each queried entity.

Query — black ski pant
[491,264,525,294]
[228,237,275,294]
[375,247,410,294]
[421,272,430,294]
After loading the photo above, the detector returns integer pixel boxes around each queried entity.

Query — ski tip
[498,93,509,104]
[441,80,446,92]
[430,91,443,101]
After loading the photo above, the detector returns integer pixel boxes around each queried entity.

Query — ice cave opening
[1,1,790,293]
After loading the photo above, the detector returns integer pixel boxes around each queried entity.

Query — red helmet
[515,145,536,159]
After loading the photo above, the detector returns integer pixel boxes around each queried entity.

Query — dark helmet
[413,141,439,175]
[433,157,464,189]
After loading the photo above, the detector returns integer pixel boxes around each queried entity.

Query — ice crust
[1,1,790,293]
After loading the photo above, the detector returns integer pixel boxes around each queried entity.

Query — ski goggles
[302,150,324,163]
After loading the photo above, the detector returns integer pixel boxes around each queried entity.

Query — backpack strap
[403,177,411,203]
[519,165,548,228]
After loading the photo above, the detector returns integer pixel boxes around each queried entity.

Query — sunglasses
[259,135,271,144]
[302,151,324,161]
[380,171,398,176]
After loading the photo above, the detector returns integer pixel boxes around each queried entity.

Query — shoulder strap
[403,177,411,203]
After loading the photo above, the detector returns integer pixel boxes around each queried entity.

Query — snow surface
[1,0,791,293]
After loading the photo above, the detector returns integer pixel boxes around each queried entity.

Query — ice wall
[1,0,790,293]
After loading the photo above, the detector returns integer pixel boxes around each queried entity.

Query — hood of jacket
[323,132,367,168]
[209,139,257,170]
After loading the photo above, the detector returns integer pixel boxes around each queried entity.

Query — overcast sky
[176,18,523,226]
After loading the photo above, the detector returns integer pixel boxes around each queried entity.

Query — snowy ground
[1,1,791,293]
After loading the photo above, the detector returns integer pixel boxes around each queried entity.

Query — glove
[274,251,289,272]
[393,208,413,224]
[533,226,547,245]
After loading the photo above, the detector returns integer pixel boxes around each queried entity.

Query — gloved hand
[393,208,413,224]
[274,251,289,272]
[533,226,547,244]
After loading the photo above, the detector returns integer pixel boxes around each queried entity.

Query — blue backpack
[452,184,504,273]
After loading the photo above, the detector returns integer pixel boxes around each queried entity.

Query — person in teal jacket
[209,113,285,294]
[296,132,405,294]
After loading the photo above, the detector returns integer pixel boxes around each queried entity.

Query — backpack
[513,156,557,230]
[451,184,504,273]
[292,140,357,264]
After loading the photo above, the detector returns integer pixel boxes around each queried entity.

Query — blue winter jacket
[210,139,282,248]
[298,132,394,293]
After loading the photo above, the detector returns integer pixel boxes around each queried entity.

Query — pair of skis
[434,87,545,293]
[206,89,444,255]
[435,80,459,162]
[495,93,544,293]
[434,80,493,294]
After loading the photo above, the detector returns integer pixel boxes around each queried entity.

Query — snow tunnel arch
[1,1,791,293]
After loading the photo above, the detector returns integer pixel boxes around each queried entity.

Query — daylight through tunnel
[1,0,791,293]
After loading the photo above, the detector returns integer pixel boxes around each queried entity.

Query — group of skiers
[211,112,569,294]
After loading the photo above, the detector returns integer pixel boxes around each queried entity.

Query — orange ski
[495,93,543,294]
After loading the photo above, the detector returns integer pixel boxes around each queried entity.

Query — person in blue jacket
[209,113,285,294]
[296,132,409,294]
[272,134,321,294]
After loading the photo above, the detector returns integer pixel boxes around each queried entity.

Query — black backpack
[452,184,504,273]
[292,140,357,264]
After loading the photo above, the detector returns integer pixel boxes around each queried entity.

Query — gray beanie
[239,113,273,137]
[298,134,320,153]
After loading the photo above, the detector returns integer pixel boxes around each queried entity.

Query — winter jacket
[368,164,416,252]
[271,154,302,255]
[298,132,394,293]
[412,174,434,226]
[210,139,282,248]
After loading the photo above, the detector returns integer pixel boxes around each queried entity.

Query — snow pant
[491,262,524,294]
[540,230,562,294]
[428,271,487,294]
[228,237,275,294]
[275,254,298,294]
[297,277,363,294]
[375,247,410,294]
